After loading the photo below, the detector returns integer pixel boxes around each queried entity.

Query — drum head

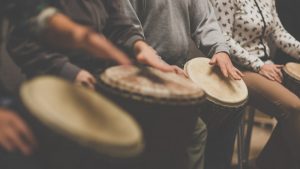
[20,76,143,158]
[184,58,248,107]
[99,65,205,105]
[284,62,300,81]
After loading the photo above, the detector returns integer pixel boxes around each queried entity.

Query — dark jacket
[7,0,144,80]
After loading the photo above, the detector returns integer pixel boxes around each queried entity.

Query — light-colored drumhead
[284,62,300,81]
[20,76,143,158]
[100,65,205,103]
[184,58,248,107]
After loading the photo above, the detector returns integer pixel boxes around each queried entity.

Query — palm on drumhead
[209,52,244,80]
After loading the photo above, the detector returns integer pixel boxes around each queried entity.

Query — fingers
[10,115,37,149]
[75,70,96,90]
[271,69,282,83]
[264,73,276,81]
[235,68,244,77]
[88,75,96,85]
[219,63,229,78]
[171,66,187,77]
[81,81,95,90]
[273,74,282,83]
[0,132,14,152]
[3,127,32,156]
[209,57,217,65]
[275,68,283,80]
[226,64,242,80]
[261,71,280,83]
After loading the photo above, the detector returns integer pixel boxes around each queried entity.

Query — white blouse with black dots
[210,0,300,72]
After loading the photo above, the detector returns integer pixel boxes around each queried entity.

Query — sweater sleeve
[211,0,264,72]
[103,0,145,52]
[7,33,81,81]
[190,0,230,58]
[270,0,300,60]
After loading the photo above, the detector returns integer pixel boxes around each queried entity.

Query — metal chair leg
[243,107,256,167]
[237,115,245,169]
[237,106,256,169]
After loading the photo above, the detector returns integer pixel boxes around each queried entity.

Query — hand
[259,64,283,83]
[134,41,185,76]
[0,109,37,156]
[209,52,244,80]
[75,70,96,90]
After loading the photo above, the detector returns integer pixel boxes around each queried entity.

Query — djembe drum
[19,76,143,169]
[184,58,248,119]
[97,65,206,169]
[283,62,300,97]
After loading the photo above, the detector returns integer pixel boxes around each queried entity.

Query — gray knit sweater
[129,0,230,65]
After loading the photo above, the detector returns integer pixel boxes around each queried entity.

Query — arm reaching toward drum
[0,108,37,156]
[209,52,243,80]
[189,0,242,80]
[134,40,186,76]
[40,12,131,65]
[210,0,265,72]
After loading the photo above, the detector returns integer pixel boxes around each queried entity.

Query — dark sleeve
[4,0,49,26]
[103,0,145,51]
[7,31,81,81]
[5,0,83,80]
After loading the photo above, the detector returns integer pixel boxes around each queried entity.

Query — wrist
[133,40,147,53]
[254,63,265,73]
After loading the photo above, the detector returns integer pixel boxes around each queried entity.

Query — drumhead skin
[184,58,248,107]
[99,65,206,105]
[20,76,143,158]
[284,62,300,81]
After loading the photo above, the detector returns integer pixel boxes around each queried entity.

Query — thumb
[209,57,217,65]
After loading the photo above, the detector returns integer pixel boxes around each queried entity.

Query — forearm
[272,32,300,60]
[227,38,264,72]
[104,0,145,51]
[191,0,230,57]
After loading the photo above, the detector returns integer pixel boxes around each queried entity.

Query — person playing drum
[211,0,300,168]
[7,0,181,90]
[0,1,138,168]
[127,1,244,169]
[1,0,132,66]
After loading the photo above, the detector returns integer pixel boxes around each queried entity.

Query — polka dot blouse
[210,0,300,72]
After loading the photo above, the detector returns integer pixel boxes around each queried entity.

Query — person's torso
[231,0,277,59]
[131,0,193,65]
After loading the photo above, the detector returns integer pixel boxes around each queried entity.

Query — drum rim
[284,62,300,81]
[98,66,206,106]
[20,76,144,158]
[97,74,206,106]
[206,95,248,108]
[184,57,248,107]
